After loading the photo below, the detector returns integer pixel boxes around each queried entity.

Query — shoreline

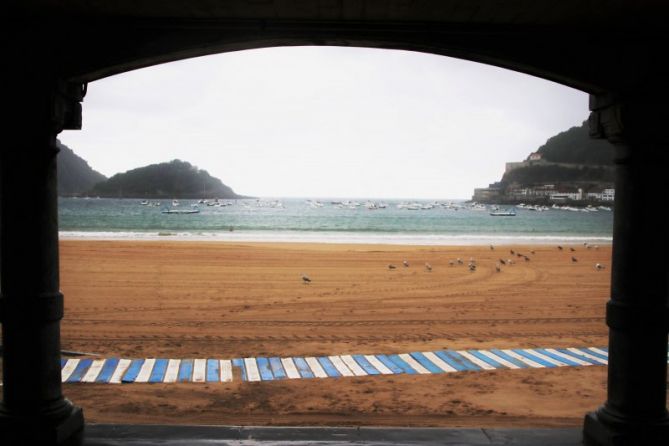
[59,230,613,246]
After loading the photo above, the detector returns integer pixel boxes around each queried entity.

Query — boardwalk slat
[256,357,275,381]
[523,349,566,367]
[375,355,405,374]
[438,351,480,371]
[341,355,367,376]
[565,348,608,365]
[268,357,287,379]
[244,358,262,382]
[61,359,80,382]
[148,359,168,383]
[422,352,457,372]
[305,357,328,378]
[588,347,609,358]
[110,359,131,384]
[193,359,207,382]
[352,355,381,375]
[531,349,573,367]
[364,355,394,374]
[468,350,507,369]
[490,349,530,368]
[135,358,156,383]
[317,357,342,377]
[122,359,145,383]
[293,357,316,378]
[398,353,430,374]
[510,350,551,368]
[476,350,518,369]
[163,359,181,383]
[458,351,496,370]
[232,358,247,381]
[206,359,221,382]
[66,359,93,383]
[95,358,120,383]
[545,348,590,366]
[409,352,444,374]
[178,359,194,382]
[328,356,354,377]
[387,354,417,374]
[280,357,301,379]
[82,359,106,383]
[220,360,233,382]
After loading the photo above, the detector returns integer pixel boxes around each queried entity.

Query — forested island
[90,159,246,199]
[57,140,108,196]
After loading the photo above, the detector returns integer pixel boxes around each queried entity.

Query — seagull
[499,258,506,265]
[490,245,495,250]
[530,250,535,255]
[570,247,576,252]
[510,249,515,255]
[507,258,514,265]
[388,264,397,270]
[523,255,530,262]
[403,260,410,267]
[571,256,578,262]
[595,263,606,270]
[495,263,501,272]
[558,246,563,250]
[456,258,463,265]
[425,263,432,272]
[469,263,476,272]
[301,274,311,284]
[449,260,455,266]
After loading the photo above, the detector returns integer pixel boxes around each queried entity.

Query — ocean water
[58,198,613,245]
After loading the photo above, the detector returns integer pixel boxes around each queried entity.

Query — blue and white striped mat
[60,346,616,384]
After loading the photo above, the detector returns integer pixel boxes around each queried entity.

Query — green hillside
[91,159,244,199]
[535,121,614,165]
[57,140,107,195]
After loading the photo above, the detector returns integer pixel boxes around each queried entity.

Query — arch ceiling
[8,1,669,94]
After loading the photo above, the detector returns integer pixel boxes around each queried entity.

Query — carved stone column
[0,80,86,444]
[583,92,669,445]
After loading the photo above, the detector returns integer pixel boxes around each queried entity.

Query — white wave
[59,230,612,246]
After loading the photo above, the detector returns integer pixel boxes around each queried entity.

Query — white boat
[162,208,200,214]
[490,209,516,216]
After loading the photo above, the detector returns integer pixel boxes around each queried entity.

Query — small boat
[140,200,149,206]
[161,209,200,214]
[490,209,516,216]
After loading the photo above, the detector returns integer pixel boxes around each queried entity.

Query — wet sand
[55,241,614,426]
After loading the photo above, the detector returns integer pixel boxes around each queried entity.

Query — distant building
[601,188,615,201]
[528,152,542,161]
[472,186,502,202]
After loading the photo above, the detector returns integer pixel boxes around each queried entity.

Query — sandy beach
[32,241,619,426]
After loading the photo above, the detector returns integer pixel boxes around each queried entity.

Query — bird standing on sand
[490,245,495,250]
[403,260,409,267]
[571,256,578,262]
[301,274,311,284]
[388,264,397,270]
[456,258,463,265]
[449,260,455,266]
[510,249,515,255]
[469,263,476,272]
[499,259,506,265]
[495,263,501,272]
[595,263,605,270]
[425,263,432,272]
[523,255,530,262]
[570,247,576,252]
[558,246,563,250]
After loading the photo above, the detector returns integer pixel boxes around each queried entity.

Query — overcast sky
[60,46,588,199]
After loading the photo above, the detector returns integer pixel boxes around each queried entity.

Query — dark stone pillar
[0,80,86,444]
[583,93,669,445]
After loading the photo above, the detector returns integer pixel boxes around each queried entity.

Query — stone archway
[2,2,668,444]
